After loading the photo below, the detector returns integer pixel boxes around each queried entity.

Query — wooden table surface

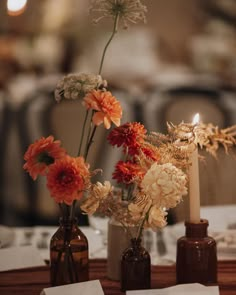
[0,259,236,294]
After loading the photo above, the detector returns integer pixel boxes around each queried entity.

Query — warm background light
[7,0,27,16]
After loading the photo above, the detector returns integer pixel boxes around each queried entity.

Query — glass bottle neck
[131,238,141,248]
[59,217,78,228]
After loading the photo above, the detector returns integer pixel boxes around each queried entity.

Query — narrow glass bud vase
[176,219,217,284]
[50,217,89,286]
[121,238,151,292]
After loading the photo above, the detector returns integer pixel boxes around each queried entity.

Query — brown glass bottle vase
[50,217,89,286]
[121,238,151,292]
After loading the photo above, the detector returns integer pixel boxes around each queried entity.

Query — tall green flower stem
[98,13,120,75]
[85,125,97,161]
[70,200,77,220]
[77,109,94,160]
[78,110,89,156]
[58,202,77,221]
[77,12,120,161]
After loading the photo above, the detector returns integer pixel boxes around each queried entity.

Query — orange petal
[92,112,104,126]
[103,116,111,129]
[111,117,121,127]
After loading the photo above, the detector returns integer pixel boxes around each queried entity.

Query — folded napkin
[126,283,219,295]
[40,280,104,295]
[0,246,45,271]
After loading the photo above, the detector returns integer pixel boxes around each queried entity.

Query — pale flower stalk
[90,0,147,29]
[53,1,146,160]
[90,0,147,74]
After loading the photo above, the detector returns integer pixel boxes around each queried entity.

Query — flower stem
[85,111,94,155]
[98,13,120,75]
[85,125,97,161]
[66,205,70,220]
[65,246,74,282]
[119,220,133,240]
[70,200,77,220]
[68,246,79,282]
[52,249,63,286]
[136,206,152,240]
[59,203,64,216]
[78,110,89,156]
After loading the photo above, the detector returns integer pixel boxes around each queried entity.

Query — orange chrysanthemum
[83,90,122,129]
[23,136,66,180]
[112,160,145,185]
[46,156,90,205]
[107,122,147,155]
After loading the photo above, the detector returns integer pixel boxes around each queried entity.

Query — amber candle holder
[176,219,217,284]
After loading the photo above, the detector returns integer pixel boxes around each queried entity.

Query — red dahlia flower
[107,122,147,155]
[112,160,145,185]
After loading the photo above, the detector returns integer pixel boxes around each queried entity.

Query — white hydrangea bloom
[141,162,187,209]
[54,73,106,101]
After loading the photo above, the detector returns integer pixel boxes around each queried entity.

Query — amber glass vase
[176,219,217,284]
[50,217,89,286]
[121,238,151,292]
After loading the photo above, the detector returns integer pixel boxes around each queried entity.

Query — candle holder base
[176,219,217,284]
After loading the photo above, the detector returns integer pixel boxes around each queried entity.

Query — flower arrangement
[22,1,236,237]
[23,0,147,222]
[81,122,189,240]
[81,119,236,240]
[23,0,148,287]
[22,0,236,288]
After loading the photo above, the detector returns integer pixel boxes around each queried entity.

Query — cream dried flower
[81,181,113,215]
[167,121,236,158]
[90,0,147,29]
[128,191,152,222]
[147,206,167,230]
[54,73,107,102]
[141,162,187,209]
[129,194,167,231]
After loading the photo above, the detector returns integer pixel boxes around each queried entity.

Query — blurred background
[1,0,236,226]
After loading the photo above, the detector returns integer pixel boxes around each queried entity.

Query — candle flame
[192,113,200,125]
[7,0,27,16]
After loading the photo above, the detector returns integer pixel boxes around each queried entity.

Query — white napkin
[40,280,104,295]
[0,246,45,271]
[126,283,219,295]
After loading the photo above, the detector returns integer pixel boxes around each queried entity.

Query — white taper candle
[189,114,201,223]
